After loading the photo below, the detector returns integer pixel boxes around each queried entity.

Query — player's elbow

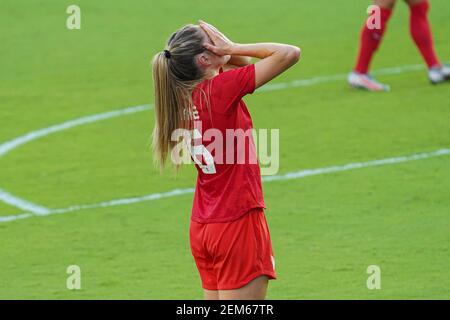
[287,46,301,64]
[275,45,301,66]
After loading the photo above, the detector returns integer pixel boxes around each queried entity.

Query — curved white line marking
[0,104,152,213]
[0,104,152,159]
[1,148,448,223]
[0,189,50,215]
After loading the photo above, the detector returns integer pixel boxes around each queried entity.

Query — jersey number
[190,129,216,174]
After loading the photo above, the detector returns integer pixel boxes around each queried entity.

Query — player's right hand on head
[199,20,235,56]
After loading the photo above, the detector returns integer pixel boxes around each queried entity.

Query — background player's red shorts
[189,208,276,290]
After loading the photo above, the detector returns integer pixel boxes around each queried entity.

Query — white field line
[0,104,151,158]
[0,104,152,215]
[261,149,450,182]
[0,189,50,215]
[0,148,448,223]
[0,62,440,221]
[257,63,426,92]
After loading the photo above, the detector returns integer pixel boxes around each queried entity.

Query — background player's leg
[218,276,269,300]
[349,0,396,91]
[407,0,440,68]
[354,0,396,74]
[406,0,450,83]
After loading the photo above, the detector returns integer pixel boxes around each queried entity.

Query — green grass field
[1,0,449,299]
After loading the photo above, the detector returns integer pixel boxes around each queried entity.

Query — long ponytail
[151,25,206,170]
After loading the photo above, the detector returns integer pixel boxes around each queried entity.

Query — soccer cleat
[428,65,450,84]
[348,72,390,92]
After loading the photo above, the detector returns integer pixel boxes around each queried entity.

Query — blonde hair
[151,24,206,170]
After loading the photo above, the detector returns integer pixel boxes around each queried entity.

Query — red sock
[409,0,440,68]
[354,7,393,74]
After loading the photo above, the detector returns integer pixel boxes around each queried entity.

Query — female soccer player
[151,21,300,299]
[348,0,450,91]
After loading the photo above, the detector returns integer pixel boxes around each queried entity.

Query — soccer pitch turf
[0,0,449,299]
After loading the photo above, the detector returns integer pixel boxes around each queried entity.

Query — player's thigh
[218,276,269,300]
[374,0,397,9]
[204,289,219,300]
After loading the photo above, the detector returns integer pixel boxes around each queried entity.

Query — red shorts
[189,208,276,291]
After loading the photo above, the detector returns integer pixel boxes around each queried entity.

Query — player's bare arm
[199,20,301,89]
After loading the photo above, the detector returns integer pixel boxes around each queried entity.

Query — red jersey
[190,64,265,223]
